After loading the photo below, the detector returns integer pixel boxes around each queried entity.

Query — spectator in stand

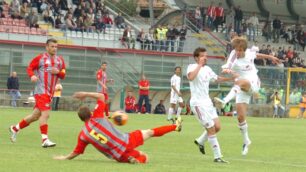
[247,12,259,42]
[224,7,235,41]
[137,28,145,50]
[114,12,125,29]
[52,80,62,111]
[262,19,272,42]
[122,26,135,49]
[84,14,94,32]
[42,5,55,27]
[20,2,29,19]
[154,100,166,115]
[144,29,155,50]
[7,71,21,107]
[137,74,150,114]
[272,16,282,43]
[95,10,106,33]
[166,24,178,52]
[9,0,20,17]
[102,14,113,28]
[125,91,136,113]
[55,15,64,29]
[76,16,85,32]
[177,25,187,52]
[234,5,243,33]
[199,3,206,29]
[27,9,39,28]
[194,6,202,30]
[214,2,224,32]
[73,5,82,18]
[206,1,215,30]
[66,13,77,31]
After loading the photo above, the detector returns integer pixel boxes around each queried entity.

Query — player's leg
[9,108,41,142]
[144,95,150,114]
[39,110,56,147]
[236,102,251,155]
[137,95,144,114]
[141,120,182,140]
[214,79,251,107]
[176,97,184,120]
[167,103,176,123]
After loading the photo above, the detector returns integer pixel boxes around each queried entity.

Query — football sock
[196,131,208,145]
[40,124,48,142]
[13,119,29,132]
[223,85,241,103]
[208,135,222,159]
[176,107,182,119]
[152,125,176,137]
[167,108,174,120]
[239,121,251,144]
[105,103,109,117]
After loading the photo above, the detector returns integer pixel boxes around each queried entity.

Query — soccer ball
[111,111,128,126]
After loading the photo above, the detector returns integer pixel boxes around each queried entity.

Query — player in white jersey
[214,37,280,156]
[187,47,236,163]
[167,67,184,123]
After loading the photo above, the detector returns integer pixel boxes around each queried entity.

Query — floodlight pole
[149,0,155,27]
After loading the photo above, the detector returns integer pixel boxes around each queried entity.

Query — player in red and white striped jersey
[53,92,182,164]
[9,38,66,148]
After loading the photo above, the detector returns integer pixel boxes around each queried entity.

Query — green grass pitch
[1,108,306,172]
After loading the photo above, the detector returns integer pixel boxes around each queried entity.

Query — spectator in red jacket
[103,14,113,28]
[125,91,136,113]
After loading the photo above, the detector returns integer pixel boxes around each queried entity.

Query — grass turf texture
[1,108,306,172]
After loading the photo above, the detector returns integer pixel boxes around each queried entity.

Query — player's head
[101,62,107,71]
[232,37,247,58]
[11,71,17,77]
[174,66,181,75]
[77,106,92,122]
[127,91,133,96]
[46,38,58,56]
[193,47,207,66]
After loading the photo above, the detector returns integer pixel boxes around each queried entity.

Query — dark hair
[102,61,107,65]
[174,66,181,71]
[77,106,92,122]
[46,38,57,45]
[193,47,206,57]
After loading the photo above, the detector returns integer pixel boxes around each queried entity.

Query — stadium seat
[12,26,18,33]
[0,25,4,32]
[30,28,38,35]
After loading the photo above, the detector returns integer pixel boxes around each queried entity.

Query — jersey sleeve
[222,50,236,69]
[170,76,175,86]
[96,70,102,81]
[92,100,106,118]
[27,54,42,78]
[57,56,66,79]
[207,67,218,81]
[186,64,196,79]
[73,132,89,154]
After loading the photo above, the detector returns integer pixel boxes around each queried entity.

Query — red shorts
[34,94,52,111]
[119,130,146,163]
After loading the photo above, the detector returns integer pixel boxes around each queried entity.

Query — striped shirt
[96,69,107,93]
[73,101,129,161]
[27,53,66,96]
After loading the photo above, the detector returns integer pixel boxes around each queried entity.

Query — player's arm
[215,75,236,83]
[57,56,66,79]
[171,85,181,96]
[53,152,80,160]
[187,64,202,81]
[256,53,280,64]
[73,92,105,101]
[27,55,41,82]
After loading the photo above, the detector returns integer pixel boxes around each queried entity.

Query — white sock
[223,85,241,103]
[196,131,208,145]
[42,134,48,141]
[208,135,222,159]
[239,121,251,144]
[15,124,20,130]
[176,107,182,119]
[168,108,174,120]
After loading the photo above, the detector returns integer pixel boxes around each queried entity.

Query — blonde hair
[231,37,248,51]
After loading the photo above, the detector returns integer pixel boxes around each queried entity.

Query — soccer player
[187,47,235,163]
[214,37,280,155]
[167,66,184,123]
[297,92,306,119]
[96,62,113,117]
[53,92,182,163]
[9,38,66,147]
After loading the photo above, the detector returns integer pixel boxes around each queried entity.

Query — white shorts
[236,76,261,104]
[170,94,183,104]
[191,105,218,128]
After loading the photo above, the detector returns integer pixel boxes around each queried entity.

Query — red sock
[13,119,29,132]
[40,124,48,142]
[152,125,176,137]
[105,103,109,116]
